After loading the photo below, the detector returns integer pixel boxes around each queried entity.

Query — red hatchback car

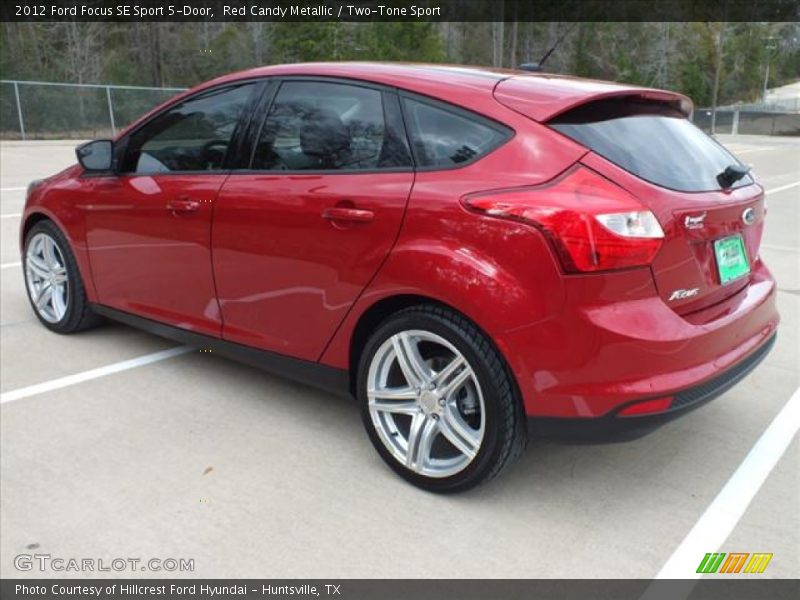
[21,63,778,492]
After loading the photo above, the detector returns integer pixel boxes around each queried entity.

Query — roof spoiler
[495,77,693,122]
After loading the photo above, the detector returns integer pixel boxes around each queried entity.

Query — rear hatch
[495,76,763,315]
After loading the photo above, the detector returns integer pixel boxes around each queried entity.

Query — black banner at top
[1,0,799,22]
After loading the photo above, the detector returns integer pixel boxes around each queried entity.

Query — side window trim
[245,79,283,170]
[240,76,414,175]
[398,91,514,172]
[381,90,415,170]
[116,80,262,175]
[223,79,272,170]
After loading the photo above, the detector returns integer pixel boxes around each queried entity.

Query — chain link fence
[3,79,799,140]
[692,101,800,137]
[0,80,187,140]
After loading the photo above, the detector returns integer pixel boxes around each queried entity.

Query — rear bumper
[500,258,779,418]
[527,332,776,441]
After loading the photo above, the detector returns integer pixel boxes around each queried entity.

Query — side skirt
[90,304,352,398]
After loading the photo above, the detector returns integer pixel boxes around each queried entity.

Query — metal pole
[13,81,26,140]
[106,86,116,136]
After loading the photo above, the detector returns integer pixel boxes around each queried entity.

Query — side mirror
[76,140,113,171]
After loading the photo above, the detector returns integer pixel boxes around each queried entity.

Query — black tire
[23,220,101,334]
[357,304,527,493]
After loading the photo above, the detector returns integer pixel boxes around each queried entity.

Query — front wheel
[358,305,527,493]
[24,220,101,333]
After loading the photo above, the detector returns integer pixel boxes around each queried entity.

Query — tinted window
[550,101,752,192]
[252,81,411,171]
[401,98,510,168]
[122,83,256,173]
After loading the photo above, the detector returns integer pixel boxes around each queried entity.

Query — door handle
[166,198,200,213]
[322,207,374,223]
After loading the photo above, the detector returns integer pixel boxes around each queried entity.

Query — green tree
[355,22,446,62]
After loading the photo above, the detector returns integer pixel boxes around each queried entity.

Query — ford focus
[20,63,779,492]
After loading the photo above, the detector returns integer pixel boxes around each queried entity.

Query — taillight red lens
[463,166,664,272]
[617,396,674,417]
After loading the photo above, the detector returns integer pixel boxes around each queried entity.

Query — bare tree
[509,19,518,68]
[659,22,671,88]
[709,22,727,134]
[64,22,103,84]
[492,2,505,68]
[492,22,505,67]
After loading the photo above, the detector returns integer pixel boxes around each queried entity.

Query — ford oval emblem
[742,207,756,225]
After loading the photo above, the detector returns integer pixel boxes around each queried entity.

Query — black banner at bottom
[2,579,799,600]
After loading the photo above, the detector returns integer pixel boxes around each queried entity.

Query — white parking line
[1,213,21,219]
[735,147,777,155]
[0,346,194,404]
[1,262,21,270]
[655,386,800,579]
[766,180,800,196]
[0,187,26,192]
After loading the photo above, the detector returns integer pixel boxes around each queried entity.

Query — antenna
[519,23,578,73]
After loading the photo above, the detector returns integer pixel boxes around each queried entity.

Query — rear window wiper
[717,164,751,188]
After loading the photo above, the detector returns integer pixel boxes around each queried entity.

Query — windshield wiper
[717,164,751,188]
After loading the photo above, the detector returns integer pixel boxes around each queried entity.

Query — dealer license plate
[714,234,750,285]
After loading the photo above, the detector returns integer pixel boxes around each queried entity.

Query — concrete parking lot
[0,135,798,579]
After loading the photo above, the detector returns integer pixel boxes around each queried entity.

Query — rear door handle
[322,207,374,223]
[166,198,200,213]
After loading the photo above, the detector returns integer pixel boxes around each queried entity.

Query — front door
[85,82,259,336]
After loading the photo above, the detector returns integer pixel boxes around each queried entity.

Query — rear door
[211,79,414,360]
[548,98,763,315]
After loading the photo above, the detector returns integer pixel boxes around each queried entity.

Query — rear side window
[550,100,752,192]
[401,97,511,168]
[251,81,411,171]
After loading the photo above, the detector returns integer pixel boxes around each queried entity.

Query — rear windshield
[550,100,752,192]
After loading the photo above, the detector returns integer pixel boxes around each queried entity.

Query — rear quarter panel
[320,114,586,381]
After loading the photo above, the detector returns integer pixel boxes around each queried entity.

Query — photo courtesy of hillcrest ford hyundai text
[21,62,778,493]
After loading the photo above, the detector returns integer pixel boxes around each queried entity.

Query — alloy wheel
[367,329,485,478]
[25,232,70,323]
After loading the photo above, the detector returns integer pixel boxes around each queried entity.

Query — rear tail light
[463,166,664,272]
[594,211,663,238]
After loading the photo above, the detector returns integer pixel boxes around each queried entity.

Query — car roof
[117,62,690,139]
[207,62,690,120]
[211,62,514,92]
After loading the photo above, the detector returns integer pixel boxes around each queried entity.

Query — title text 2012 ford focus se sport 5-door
[21,63,778,492]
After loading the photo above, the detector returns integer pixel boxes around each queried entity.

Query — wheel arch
[20,211,52,249]
[20,209,99,303]
[346,293,518,402]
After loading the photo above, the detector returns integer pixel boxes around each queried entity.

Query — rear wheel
[24,220,100,333]
[358,305,526,493]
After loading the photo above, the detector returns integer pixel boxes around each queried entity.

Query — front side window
[122,83,256,173]
[401,97,511,168]
[252,81,411,171]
